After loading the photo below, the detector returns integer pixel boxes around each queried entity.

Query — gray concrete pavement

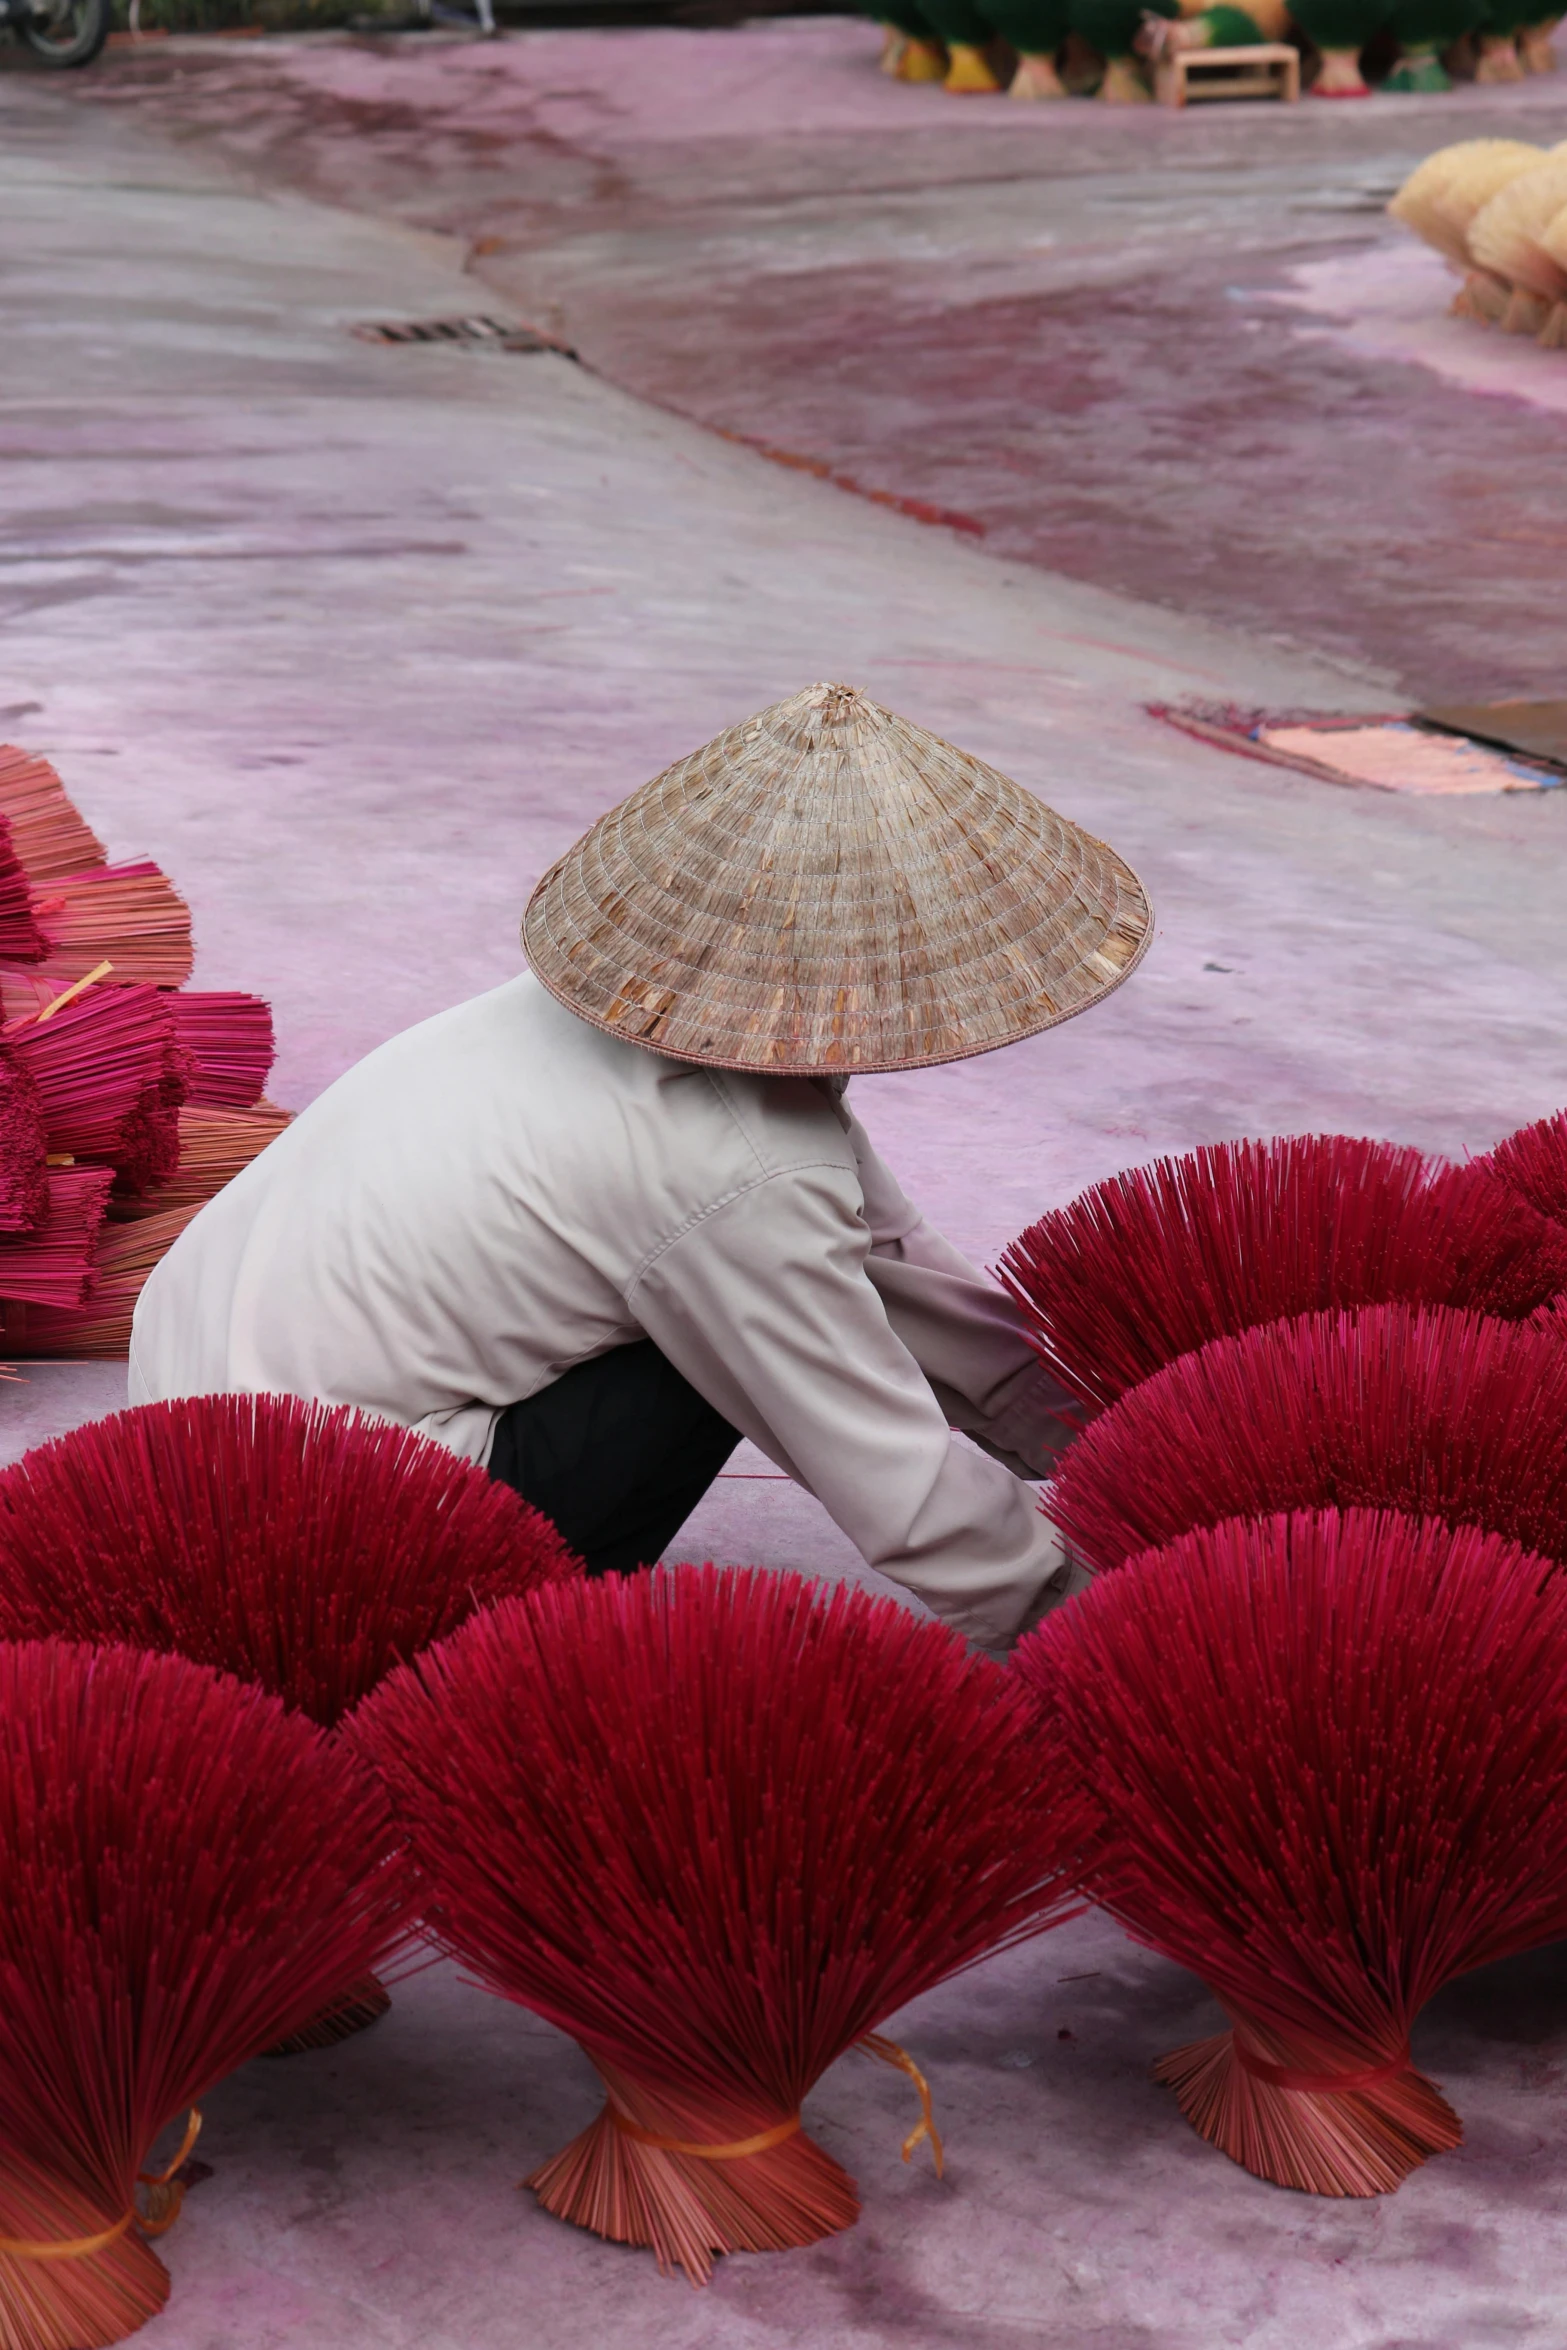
[2,54,1567,2350]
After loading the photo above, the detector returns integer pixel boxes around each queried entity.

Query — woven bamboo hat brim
[522,683,1153,1074]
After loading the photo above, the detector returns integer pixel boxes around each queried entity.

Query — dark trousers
[486,1339,741,1578]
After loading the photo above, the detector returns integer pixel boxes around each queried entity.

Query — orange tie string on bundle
[857,2035,945,2176]
[605,2036,945,2176]
[0,2108,207,2262]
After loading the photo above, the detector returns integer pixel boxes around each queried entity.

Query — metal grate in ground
[351,317,576,357]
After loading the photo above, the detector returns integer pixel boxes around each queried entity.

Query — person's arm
[625,1160,1071,1650]
[842,1107,1085,1478]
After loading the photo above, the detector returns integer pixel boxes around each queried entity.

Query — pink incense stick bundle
[0,1637,412,2350]
[1048,1302,1567,1574]
[168,992,275,1110]
[7,1206,197,1360]
[1015,1509,1567,2197]
[1482,1107,1567,1232]
[0,1171,112,1319]
[351,1565,1088,2286]
[0,820,46,970]
[0,1058,46,1237]
[0,1395,577,2054]
[998,1134,1567,1411]
[108,1103,291,1223]
[29,866,193,993]
[5,984,190,1196]
[0,748,106,887]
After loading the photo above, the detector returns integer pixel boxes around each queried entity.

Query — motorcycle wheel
[18,0,111,65]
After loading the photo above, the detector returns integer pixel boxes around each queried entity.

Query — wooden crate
[1156,41,1300,104]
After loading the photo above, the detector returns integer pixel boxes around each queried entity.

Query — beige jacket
[129,975,1078,1646]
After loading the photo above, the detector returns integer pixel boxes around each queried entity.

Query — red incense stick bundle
[0,1637,411,2350]
[0,1057,46,1237]
[352,1565,1087,2285]
[1048,1302,1567,1574]
[8,1206,196,1359]
[0,1396,577,2054]
[168,992,275,1110]
[0,820,46,970]
[0,1394,579,1723]
[0,748,107,886]
[5,983,190,1196]
[107,1103,292,1223]
[1015,1508,1567,2197]
[998,1134,1567,1410]
[1482,1107,1567,1231]
[30,866,194,992]
[0,1171,112,1316]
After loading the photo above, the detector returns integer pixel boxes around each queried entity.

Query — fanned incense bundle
[168,993,275,1110]
[1015,1510,1567,2196]
[0,1637,411,2350]
[1048,1302,1567,1572]
[0,1395,580,1729]
[7,1206,197,1360]
[1482,1107,1567,1230]
[1388,138,1543,264]
[352,1566,1087,2286]
[0,749,106,887]
[0,1397,577,2055]
[0,822,46,970]
[0,1059,46,1237]
[0,1172,112,1317]
[1469,152,1567,330]
[5,985,189,1196]
[108,1103,291,1223]
[30,866,193,993]
[998,1134,1567,1411]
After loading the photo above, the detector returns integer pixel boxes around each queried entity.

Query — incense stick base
[0,2181,168,2350]
[527,2068,859,2285]
[262,1975,391,2057]
[1155,2026,1461,2196]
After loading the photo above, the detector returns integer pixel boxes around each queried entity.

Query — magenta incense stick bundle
[353,1565,1087,2285]
[1048,1302,1567,1574]
[0,748,106,889]
[0,1638,411,2350]
[0,821,46,971]
[0,1059,46,1238]
[168,993,275,1110]
[5,984,190,1197]
[107,1104,292,1224]
[1016,1509,1567,2198]
[29,866,194,994]
[999,1133,1567,1412]
[8,1208,197,1360]
[0,1172,112,1320]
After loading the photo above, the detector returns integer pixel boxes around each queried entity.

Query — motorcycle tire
[18,0,111,66]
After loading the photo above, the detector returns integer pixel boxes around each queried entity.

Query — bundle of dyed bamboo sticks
[0,747,289,1359]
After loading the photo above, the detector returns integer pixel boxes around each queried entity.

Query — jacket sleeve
[843,1108,1085,1478]
[624,1159,1072,1650]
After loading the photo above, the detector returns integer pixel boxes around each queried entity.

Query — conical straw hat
[522,683,1153,1074]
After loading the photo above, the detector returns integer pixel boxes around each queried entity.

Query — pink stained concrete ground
[36,20,1567,698]
[4,35,1567,2350]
